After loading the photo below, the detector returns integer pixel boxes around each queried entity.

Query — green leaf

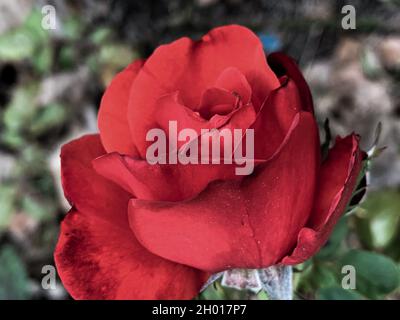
[0,29,35,61]
[98,44,137,69]
[344,159,369,215]
[356,190,400,249]
[198,281,227,300]
[313,265,339,289]
[21,194,54,222]
[59,46,75,70]
[316,217,348,260]
[361,47,383,79]
[90,27,112,45]
[256,290,269,300]
[17,146,47,175]
[3,86,38,133]
[0,184,17,230]
[29,103,67,136]
[23,9,49,44]
[0,130,26,149]
[340,250,400,298]
[62,15,84,40]
[197,280,251,300]
[32,45,53,74]
[317,287,364,300]
[0,245,29,299]
[0,9,49,61]
[297,263,339,294]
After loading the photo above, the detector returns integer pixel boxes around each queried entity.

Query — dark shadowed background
[0,0,399,300]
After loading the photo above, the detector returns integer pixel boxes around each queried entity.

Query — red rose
[55,25,364,299]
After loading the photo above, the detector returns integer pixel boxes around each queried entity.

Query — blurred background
[0,0,399,300]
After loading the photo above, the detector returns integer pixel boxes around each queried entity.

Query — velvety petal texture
[267,52,314,113]
[56,24,366,300]
[98,60,144,156]
[93,152,244,201]
[92,79,305,203]
[128,25,280,157]
[56,135,207,299]
[55,209,207,299]
[252,78,307,160]
[128,112,320,272]
[60,135,130,225]
[282,134,363,265]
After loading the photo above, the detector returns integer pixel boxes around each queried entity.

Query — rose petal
[98,60,144,156]
[281,134,363,265]
[252,78,306,160]
[198,87,239,120]
[155,91,256,155]
[58,135,207,299]
[267,52,314,113]
[128,25,280,157]
[128,112,319,272]
[93,153,245,201]
[156,92,227,140]
[61,134,129,225]
[213,67,252,104]
[55,209,207,299]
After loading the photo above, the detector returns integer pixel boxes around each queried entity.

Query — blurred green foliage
[0,184,17,229]
[356,190,400,252]
[292,190,400,300]
[0,3,142,300]
[0,246,29,300]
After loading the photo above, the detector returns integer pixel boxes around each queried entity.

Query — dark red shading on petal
[98,60,144,156]
[93,152,246,202]
[267,52,314,113]
[252,78,306,160]
[61,134,129,225]
[58,135,207,299]
[128,25,280,157]
[55,209,207,300]
[128,112,320,272]
[281,134,363,265]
